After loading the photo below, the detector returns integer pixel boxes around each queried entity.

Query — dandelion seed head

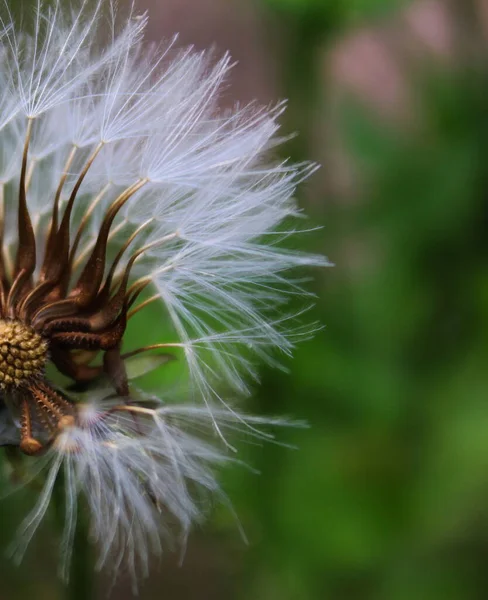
[0,0,327,588]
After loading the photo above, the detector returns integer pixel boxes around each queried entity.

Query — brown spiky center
[0,118,173,456]
[0,319,47,388]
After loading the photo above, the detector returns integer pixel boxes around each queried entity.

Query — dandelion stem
[50,470,94,600]
[65,504,93,600]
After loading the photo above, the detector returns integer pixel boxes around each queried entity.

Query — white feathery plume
[9,396,302,592]
[0,0,328,587]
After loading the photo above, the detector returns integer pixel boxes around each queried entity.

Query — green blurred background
[4,0,488,598]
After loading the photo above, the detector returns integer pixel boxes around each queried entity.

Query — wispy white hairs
[0,0,327,588]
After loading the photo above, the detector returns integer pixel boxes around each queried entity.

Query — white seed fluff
[0,0,328,587]
[8,395,302,591]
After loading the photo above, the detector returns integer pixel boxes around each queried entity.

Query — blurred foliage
[243,1,488,600]
[263,0,411,27]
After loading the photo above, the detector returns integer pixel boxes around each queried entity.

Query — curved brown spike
[36,244,147,335]
[60,221,132,317]
[50,346,103,383]
[40,210,59,282]
[36,228,71,292]
[7,268,33,318]
[51,314,127,351]
[69,179,147,308]
[68,183,111,269]
[31,298,80,330]
[69,214,91,268]
[57,143,103,236]
[39,146,78,283]
[87,244,148,332]
[127,294,159,320]
[40,144,103,292]
[37,190,80,300]
[36,250,145,336]
[18,279,59,322]
[41,316,93,335]
[92,220,151,312]
[36,203,74,295]
[14,119,36,280]
[126,278,152,311]
[0,279,7,319]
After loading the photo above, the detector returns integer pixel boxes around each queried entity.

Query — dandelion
[0,0,327,587]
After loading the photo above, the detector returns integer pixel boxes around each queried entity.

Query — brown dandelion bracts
[0,117,152,454]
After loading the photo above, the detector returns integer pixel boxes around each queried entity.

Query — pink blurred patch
[135,0,281,106]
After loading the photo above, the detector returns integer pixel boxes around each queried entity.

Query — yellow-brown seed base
[0,319,47,388]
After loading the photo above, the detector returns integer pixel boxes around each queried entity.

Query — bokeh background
[3,0,488,598]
